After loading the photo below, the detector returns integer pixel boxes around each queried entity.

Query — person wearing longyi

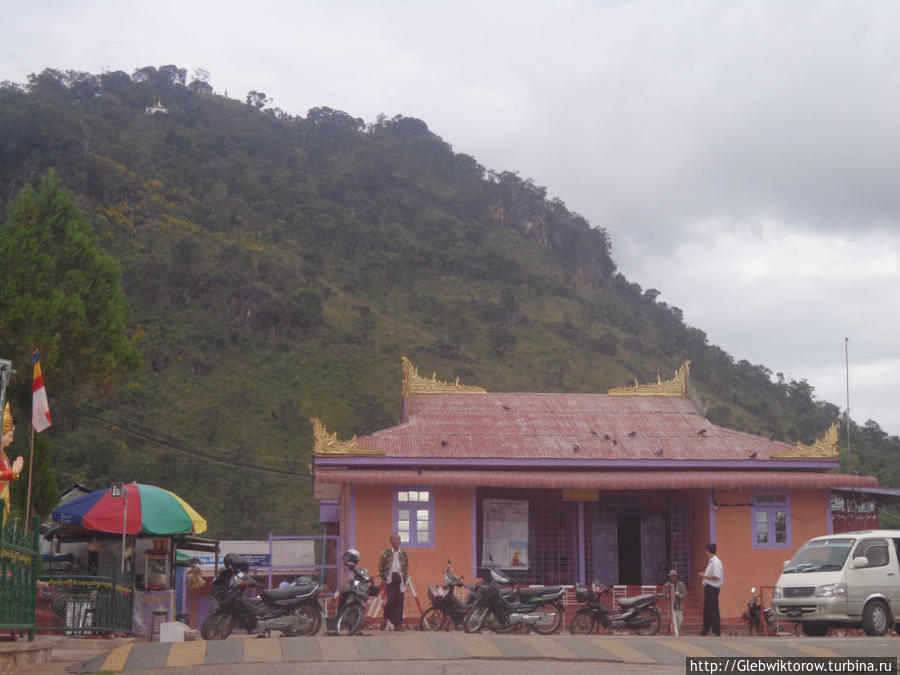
[1,403,25,522]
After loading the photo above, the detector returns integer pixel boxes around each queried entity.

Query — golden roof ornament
[401,357,486,398]
[609,361,690,396]
[772,422,840,459]
[310,418,382,456]
[2,403,13,435]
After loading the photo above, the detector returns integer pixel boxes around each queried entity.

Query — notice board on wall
[481,498,529,569]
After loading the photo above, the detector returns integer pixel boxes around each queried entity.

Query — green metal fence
[0,501,40,638]
[36,572,134,635]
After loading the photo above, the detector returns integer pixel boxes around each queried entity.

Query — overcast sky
[3,0,899,436]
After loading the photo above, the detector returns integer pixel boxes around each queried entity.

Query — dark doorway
[617,512,642,585]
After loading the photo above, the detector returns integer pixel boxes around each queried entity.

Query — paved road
[62,633,899,674]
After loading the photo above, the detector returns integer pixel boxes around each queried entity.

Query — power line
[59,400,313,479]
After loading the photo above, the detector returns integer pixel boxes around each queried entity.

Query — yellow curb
[588,637,657,663]
[660,640,717,658]
[385,633,437,660]
[451,634,505,658]
[100,644,133,672]
[790,643,840,657]
[242,636,284,663]
[521,636,577,659]
[317,636,361,661]
[722,641,778,657]
[166,640,207,668]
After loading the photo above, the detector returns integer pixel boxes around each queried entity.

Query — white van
[771,530,900,636]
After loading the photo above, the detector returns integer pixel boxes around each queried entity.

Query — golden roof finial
[401,357,486,400]
[310,418,382,456]
[608,361,690,396]
[772,422,840,459]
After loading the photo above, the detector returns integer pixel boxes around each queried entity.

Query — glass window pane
[397,521,410,531]
[399,531,409,542]
[417,520,430,532]
[417,509,429,520]
[398,509,409,520]
[755,511,768,523]
[397,492,408,502]
[418,491,430,502]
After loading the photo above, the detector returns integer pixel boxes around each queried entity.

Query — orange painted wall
[696,488,830,619]
[350,484,474,614]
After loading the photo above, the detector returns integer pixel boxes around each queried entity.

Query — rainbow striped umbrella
[52,483,207,535]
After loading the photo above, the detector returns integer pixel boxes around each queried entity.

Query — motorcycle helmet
[341,549,361,567]
[223,553,249,574]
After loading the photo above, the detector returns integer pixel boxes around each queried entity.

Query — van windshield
[783,538,855,573]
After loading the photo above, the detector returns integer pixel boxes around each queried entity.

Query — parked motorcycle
[201,553,323,639]
[463,560,565,634]
[328,548,381,636]
[420,560,472,631]
[568,582,662,635]
[743,587,777,636]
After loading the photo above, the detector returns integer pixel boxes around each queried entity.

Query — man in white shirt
[698,542,723,636]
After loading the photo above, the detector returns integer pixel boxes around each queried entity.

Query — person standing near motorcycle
[665,569,686,634]
[379,533,409,630]
[698,542,723,636]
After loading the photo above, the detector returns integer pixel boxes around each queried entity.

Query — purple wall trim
[577,502,585,586]
[708,489,716,543]
[470,489,477,579]
[826,489,833,535]
[349,485,356,551]
[314,457,839,471]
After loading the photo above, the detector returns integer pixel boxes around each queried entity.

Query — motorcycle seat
[616,594,656,608]
[261,583,318,603]
[517,586,564,601]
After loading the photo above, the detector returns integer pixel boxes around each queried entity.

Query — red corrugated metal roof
[351,393,810,461]
[315,469,877,490]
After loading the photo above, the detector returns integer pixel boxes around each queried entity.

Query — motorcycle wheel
[336,604,365,636]
[290,604,323,636]
[487,614,517,633]
[419,607,446,631]
[569,611,594,635]
[532,601,564,635]
[464,605,490,633]
[201,611,234,640]
[633,606,661,636]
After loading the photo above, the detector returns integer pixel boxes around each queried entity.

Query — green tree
[0,170,139,397]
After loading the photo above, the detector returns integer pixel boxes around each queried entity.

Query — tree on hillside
[0,169,139,398]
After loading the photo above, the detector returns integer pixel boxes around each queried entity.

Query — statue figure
[1,403,25,523]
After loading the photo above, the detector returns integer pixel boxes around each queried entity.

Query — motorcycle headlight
[772,586,782,599]
[814,584,847,598]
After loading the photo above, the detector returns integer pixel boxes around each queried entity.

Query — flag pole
[24,424,35,534]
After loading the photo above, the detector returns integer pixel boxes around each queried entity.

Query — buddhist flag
[32,350,52,433]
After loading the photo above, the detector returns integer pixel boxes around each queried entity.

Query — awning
[830,486,900,506]
[314,469,879,491]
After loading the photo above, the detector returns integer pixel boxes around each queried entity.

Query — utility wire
[59,400,313,478]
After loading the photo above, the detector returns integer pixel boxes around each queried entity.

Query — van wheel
[861,600,890,636]
[801,623,828,637]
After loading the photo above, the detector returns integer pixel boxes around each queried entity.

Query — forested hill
[1,66,897,537]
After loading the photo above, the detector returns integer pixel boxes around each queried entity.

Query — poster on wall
[482,499,529,569]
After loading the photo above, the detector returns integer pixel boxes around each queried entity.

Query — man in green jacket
[378,533,409,630]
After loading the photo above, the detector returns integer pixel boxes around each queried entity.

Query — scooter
[568,582,663,635]
[743,587,777,636]
[201,553,323,639]
[463,559,565,634]
[420,560,472,631]
[327,549,381,636]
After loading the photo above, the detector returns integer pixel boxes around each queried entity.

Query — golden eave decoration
[772,422,840,459]
[311,418,383,456]
[401,357,486,399]
[608,361,690,396]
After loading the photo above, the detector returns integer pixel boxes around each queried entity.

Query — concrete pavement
[65,632,900,673]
